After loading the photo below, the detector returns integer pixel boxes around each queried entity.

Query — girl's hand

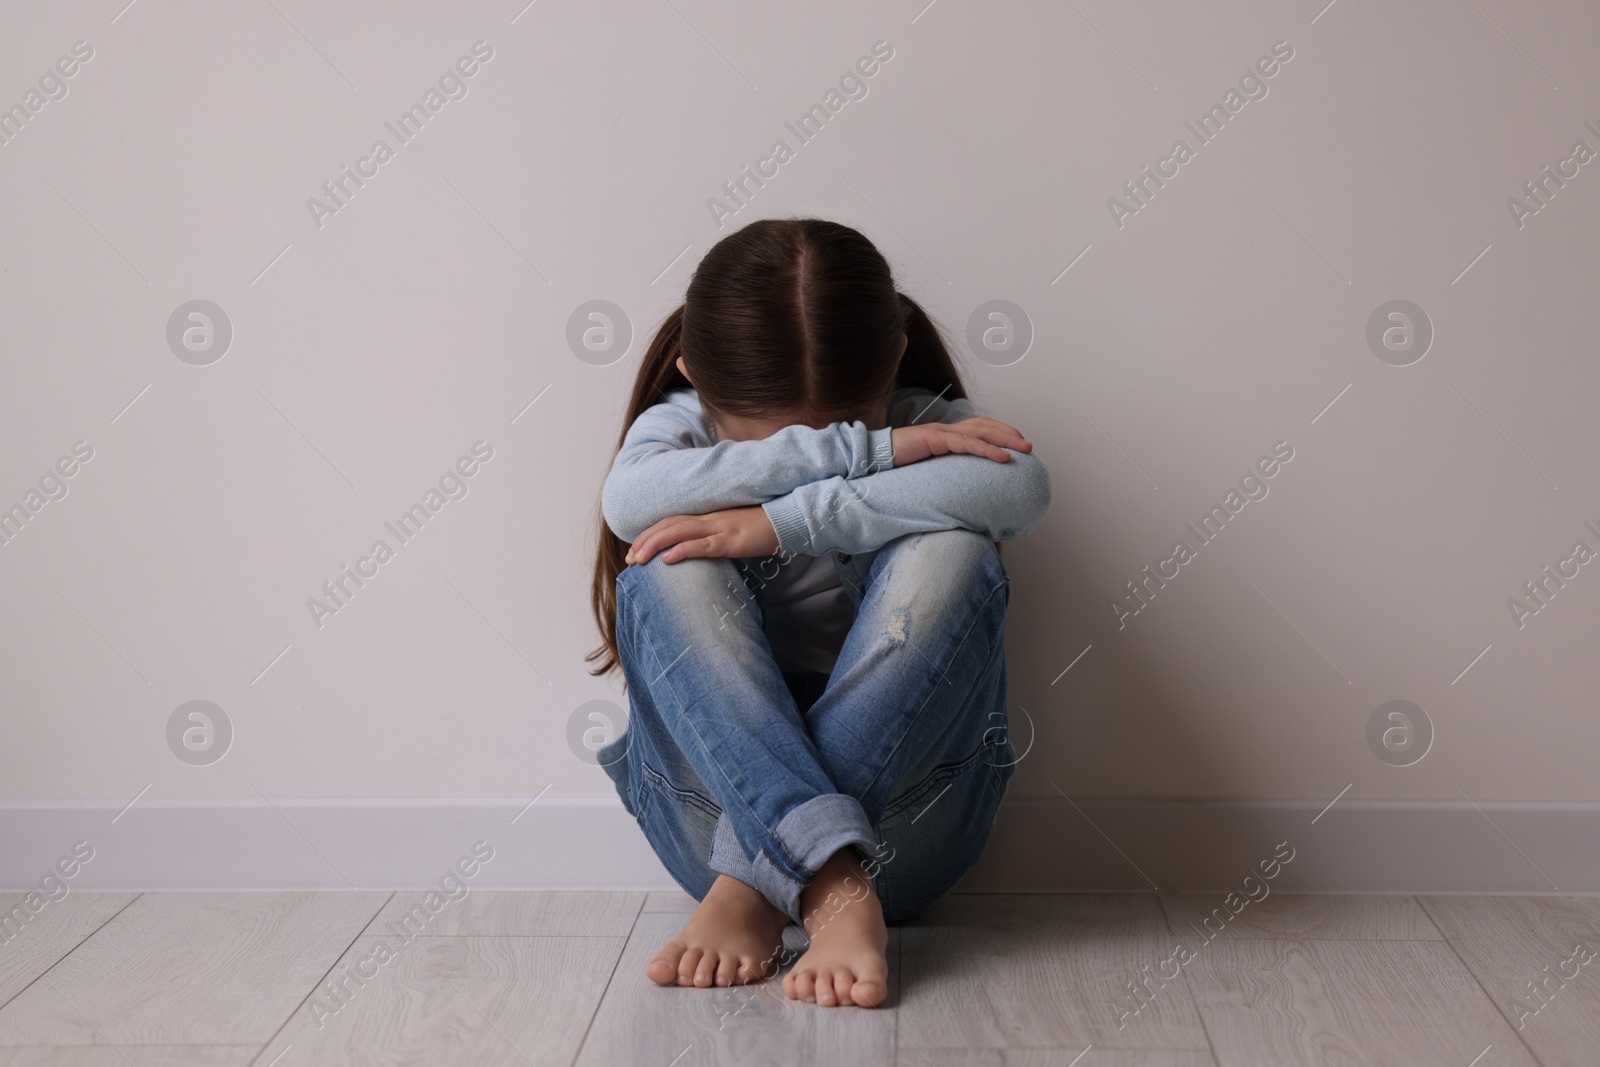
[626,505,780,565]
[891,418,1032,467]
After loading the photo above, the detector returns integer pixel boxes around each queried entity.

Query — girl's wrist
[867,427,896,474]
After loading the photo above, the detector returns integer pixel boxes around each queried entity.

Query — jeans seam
[630,763,653,823]
[879,763,1010,922]
[881,732,1008,822]
[637,759,721,821]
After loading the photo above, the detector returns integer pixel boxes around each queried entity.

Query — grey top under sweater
[755,551,857,675]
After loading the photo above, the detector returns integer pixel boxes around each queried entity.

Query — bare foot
[647,875,788,988]
[782,849,889,1008]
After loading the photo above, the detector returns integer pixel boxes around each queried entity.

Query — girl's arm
[760,390,1052,556]
[601,390,893,542]
[761,451,1051,556]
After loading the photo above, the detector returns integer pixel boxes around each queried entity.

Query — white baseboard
[4,796,1598,893]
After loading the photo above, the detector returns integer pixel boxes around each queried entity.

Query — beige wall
[2,0,1596,816]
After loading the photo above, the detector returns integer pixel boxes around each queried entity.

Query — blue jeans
[598,528,1015,924]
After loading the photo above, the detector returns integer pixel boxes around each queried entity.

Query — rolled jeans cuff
[706,794,877,923]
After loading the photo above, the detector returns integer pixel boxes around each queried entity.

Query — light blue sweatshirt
[601,385,1052,561]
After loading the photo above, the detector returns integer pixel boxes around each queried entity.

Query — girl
[586,218,1050,1008]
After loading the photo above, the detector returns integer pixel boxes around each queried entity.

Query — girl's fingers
[985,428,1032,451]
[629,518,703,564]
[970,429,1028,453]
[662,536,718,563]
[938,429,1012,462]
[963,420,1031,451]
[630,507,764,564]
[948,418,1030,453]
[968,438,1014,462]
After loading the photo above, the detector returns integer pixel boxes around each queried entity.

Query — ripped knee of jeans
[885,605,910,645]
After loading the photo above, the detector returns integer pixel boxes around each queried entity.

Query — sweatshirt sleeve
[759,388,1052,556]
[600,390,896,542]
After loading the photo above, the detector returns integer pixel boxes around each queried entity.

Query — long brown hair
[585,217,970,677]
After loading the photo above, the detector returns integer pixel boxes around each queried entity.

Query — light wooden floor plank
[3,892,1594,1066]
[0,894,137,1008]
[0,1047,259,1065]
[643,890,699,914]
[895,1051,1215,1067]
[1161,892,1440,941]
[0,892,387,1046]
[370,889,643,936]
[575,912,898,1066]
[1419,895,1600,1067]
[255,934,624,1067]
[896,895,1209,1051]
[1186,938,1540,1066]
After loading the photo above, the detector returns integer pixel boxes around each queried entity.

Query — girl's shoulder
[628,386,714,444]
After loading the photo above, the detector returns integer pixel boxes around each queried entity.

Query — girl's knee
[615,556,768,667]
[618,553,735,591]
[617,555,751,617]
[879,529,1006,606]
[928,527,1004,572]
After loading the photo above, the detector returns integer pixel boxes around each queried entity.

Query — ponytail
[895,293,969,401]
[584,306,690,677]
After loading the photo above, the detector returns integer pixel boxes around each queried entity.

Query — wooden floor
[0,890,1596,1066]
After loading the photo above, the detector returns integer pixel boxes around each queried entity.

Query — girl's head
[587,217,969,676]
[676,218,913,437]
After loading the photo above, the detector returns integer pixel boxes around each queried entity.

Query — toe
[792,969,816,1003]
[647,941,683,986]
[677,947,704,987]
[829,969,854,1007]
[852,975,888,1008]
[714,954,739,987]
[694,951,718,988]
[816,972,837,1007]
